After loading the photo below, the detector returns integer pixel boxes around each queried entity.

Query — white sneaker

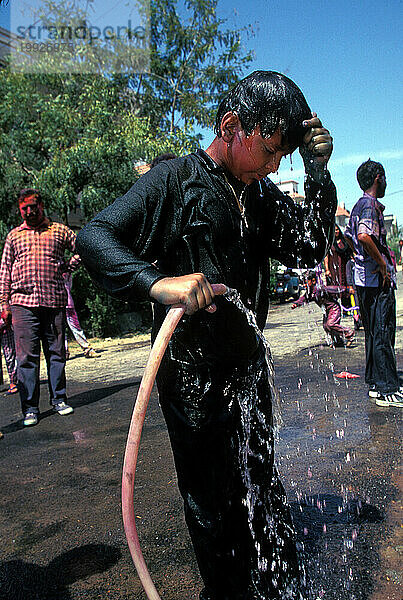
[23,412,38,426]
[375,393,403,408]
[53,401,74,416]
[369,386,403,399]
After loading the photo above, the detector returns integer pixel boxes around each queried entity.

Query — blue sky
[1,1,402,225]
[209,0,403,225]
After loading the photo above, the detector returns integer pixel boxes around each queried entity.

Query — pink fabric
[62,272,75,309]
[323,303,354,340]
[0,324,18,385]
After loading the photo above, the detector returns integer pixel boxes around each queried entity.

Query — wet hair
[18,188,42,204]
[356,159,384,192]
[307,271,317,281]
[214,71,312,149]
[150,153,177,169]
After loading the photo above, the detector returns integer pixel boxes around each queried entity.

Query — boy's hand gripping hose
[122,284,227,600]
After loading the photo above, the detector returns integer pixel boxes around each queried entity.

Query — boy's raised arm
[260,113,337,267]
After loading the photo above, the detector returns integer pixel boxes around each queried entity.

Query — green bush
[71,268,152,338]
[85,293,116,338]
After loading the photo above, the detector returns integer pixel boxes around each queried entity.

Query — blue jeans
[11,306,67,415]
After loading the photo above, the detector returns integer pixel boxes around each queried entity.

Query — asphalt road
[0,277,402,600]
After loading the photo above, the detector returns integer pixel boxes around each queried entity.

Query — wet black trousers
[356,285,399,394]
[157,346,302,600]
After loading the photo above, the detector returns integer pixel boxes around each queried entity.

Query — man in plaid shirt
[0,189,80,426]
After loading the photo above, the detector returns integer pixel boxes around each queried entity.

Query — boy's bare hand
[301,112,333,165]
[372,262,391,288]
[150,274,226,315]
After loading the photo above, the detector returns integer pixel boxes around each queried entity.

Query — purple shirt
[344,193,395,288]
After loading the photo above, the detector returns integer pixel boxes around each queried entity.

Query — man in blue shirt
[345,160,402,408]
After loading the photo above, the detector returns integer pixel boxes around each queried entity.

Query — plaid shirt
[0,219,81,311]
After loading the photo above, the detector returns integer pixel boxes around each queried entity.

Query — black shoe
[368,385,380,399]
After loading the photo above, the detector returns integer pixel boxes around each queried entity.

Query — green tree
[387,224,403,258]
[131,0,254,136]
[0,69,187,334]
[0,0,254,334]
[0,71,189,226]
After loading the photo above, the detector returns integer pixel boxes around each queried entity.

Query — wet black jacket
[77,150,336,360]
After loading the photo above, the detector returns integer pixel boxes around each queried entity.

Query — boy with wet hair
[77,70,337,599]
[215,71,309,140]
[345,160,402,408]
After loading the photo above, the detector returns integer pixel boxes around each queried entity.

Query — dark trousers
[157,343,301,600]
[356,285,399,394]
[11,306,67,415]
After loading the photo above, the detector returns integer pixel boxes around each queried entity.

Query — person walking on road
[324,224,352,310]
[398,239,403,271]
[0,189,80,426]
[345,160,402,408]
[291,271,355,347]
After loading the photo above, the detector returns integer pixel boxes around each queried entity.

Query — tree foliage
[0,0,254,335]
[0,69,189,335]
[131,0,254,135]
[0,71,189,227]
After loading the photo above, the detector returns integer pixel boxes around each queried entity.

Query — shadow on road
[0,543,121,600]
[68,380,140,409]
[291,494,384,554]
[1,381,139,434]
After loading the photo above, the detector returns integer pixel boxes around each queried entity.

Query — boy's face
[228,125,292,185]
[307,277,316,288]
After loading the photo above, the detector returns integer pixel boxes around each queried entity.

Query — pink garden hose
[122,285,226,599]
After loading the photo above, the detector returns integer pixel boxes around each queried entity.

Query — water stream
[222,288,305,599]
[221,285,372,599]
[223,286,282,429]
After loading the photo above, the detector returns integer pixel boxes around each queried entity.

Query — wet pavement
[0,277,402,600]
